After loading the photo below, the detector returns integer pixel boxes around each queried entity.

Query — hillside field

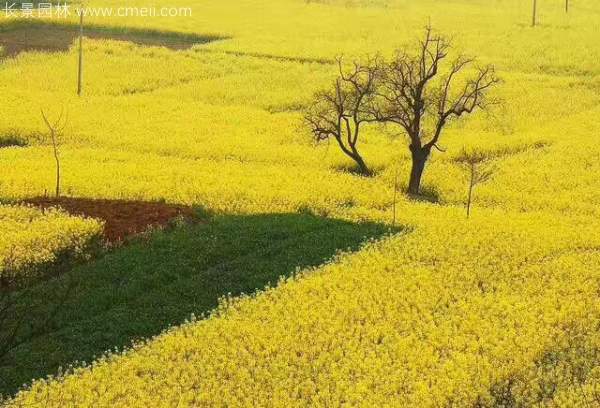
[1,0,600,406]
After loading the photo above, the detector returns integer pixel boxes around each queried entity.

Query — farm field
[1,0,600,406]
[0,204,101,277]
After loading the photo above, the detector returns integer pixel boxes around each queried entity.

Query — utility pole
[392,167,399,228]
[532,0,537,27]
[77,9,83,96]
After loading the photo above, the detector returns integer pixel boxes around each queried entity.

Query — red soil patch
[25,197,198,244]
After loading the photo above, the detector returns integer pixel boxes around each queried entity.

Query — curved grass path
[0,212,391,395]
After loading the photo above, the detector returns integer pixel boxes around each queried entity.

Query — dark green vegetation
[0,19,227,60]
[0,131,28,148]
[0,212,391,395]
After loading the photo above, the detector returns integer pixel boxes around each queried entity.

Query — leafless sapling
[41,109,67,198]
[456,149,494,218]
[305,57,382,176]
[372,26,499,195]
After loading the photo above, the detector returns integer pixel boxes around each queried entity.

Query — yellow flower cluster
[1,0,600,405]
[0,205,103,277]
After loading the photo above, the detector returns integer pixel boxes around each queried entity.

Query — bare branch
[370,25,500,195]
[425,64,499,150]
[304,56,383,175]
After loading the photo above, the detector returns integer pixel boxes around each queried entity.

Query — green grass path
[0,212,390,395]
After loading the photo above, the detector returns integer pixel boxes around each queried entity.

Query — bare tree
[372,26,499,195]
[466,162,493,218]
[305,57,382,176]
[455,149,494,218]
[41,109,67,198]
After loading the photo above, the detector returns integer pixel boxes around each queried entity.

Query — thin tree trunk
[532,0,537,26]
[51,132,60,198]
[566,0,569,13]
[408,145,429,196]
[466,164,475,218]
[332,135,370,176]
[54,153,60,198]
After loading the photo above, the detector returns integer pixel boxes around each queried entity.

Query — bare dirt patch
[24,197,199,244]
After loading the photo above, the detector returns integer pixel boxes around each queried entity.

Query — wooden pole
[532,0,537,27]
[566,0,569,13]
[77,10,83,96]
[392,167,398,228]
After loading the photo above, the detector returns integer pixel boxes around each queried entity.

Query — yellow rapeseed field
[0,205,102,277]
[2,0,600,405]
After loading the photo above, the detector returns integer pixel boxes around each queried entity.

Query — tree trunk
[353,153,370,176]
[466,171,474,218]
[53,141,60,198]
[408,145,430,195]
